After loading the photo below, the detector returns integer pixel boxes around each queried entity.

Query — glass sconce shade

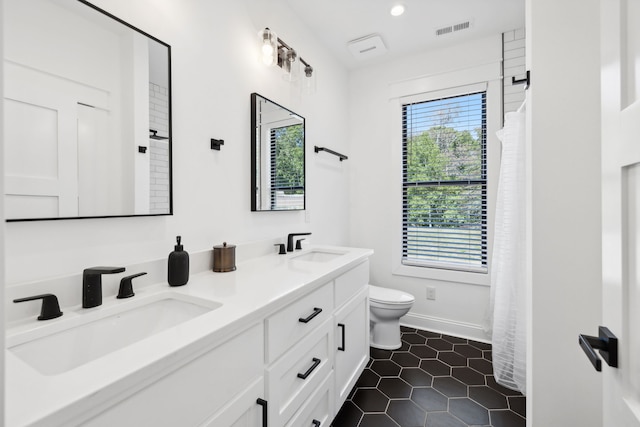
[303,64,316,94]
[282,48,299,82]
[259,28,278,66]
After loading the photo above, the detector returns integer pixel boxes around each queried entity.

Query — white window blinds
[402,91,487,272]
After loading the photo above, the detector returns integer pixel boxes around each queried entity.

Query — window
[269,124,304,210]
[402,92,487,273]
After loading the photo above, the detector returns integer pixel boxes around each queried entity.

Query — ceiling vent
[347,34,387,60]
[435,20,472,37]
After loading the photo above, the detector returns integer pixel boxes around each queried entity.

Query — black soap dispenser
[168,236,189,286]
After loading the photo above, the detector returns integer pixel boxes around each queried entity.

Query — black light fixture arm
[274,34,313,75]
[314,146,348,161]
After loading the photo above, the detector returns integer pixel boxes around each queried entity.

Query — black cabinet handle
[338,323,346,351]
[297,357,321,379]
[256,398,268,427]
[299,307,322,323]
[312,420,321,427]
[578,326,618,372]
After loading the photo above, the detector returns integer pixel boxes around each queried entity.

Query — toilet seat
[369,285,415,305]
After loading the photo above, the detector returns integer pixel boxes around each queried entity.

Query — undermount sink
[9,293,221,375]
[291,250,346,262]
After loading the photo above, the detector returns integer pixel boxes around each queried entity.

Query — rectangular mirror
[4,0,172,221]
[251,93,305,211]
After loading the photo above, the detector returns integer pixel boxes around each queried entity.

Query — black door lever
[578,326,618,372]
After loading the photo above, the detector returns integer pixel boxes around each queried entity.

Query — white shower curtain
[489,100,527,394]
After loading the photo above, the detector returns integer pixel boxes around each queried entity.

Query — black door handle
[338,323,346,351]
[297,357,321,379]
[312,420,321,427]
[299,307,322,323]
[256,398,268,427]
[578,326,618,372]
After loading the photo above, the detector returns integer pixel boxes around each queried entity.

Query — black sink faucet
[287,232,311,252]
[82,266,125,308]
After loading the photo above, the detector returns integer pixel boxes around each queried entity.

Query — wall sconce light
[281,47,298,82]
[259,28,278,66]
[259,28,315,94]
[301,60,316,94]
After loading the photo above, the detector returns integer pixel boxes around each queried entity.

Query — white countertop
[5,245,373,427]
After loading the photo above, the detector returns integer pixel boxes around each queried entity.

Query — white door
[599,0,640,425]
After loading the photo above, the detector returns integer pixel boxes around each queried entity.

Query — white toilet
[369,285,415,350]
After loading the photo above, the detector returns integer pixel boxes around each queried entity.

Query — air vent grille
[453,21,470,32]
[435,26,453,36]
[435,20,472,37]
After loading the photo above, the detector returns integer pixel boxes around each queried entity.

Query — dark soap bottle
[168,236,189,286]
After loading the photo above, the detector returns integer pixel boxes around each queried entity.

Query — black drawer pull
[312,420,321,427]
[299,307,322,323]
[256,398,268,427]
[338,323,346,351]
[297,357,321,379]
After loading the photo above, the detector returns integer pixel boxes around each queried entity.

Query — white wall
[527,0,602,425]
[3,0,351,287]
[348,35,503,342]
[503,28,527,114]
[0,0,5,421]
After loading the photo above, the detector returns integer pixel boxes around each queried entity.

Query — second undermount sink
[291,250,346,262]
[8,293,221,376]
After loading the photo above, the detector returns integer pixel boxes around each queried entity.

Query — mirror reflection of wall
[251,93,305,211]
[146,41,171,215]
[3,0,172,221]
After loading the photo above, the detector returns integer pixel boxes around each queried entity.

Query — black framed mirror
[251,93,305,211]
[4,0,172,221]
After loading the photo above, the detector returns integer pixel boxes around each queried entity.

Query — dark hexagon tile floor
[331,327,526,427]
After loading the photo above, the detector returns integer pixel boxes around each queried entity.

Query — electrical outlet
[305,211,311,223]
[426,287,436,300]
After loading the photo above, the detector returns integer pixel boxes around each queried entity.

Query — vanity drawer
[285,372,334,427]
[266,281,333,362]
[267,319,333,427]
[334,260,369,309]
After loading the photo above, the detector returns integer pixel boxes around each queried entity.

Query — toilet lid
[369,285,415,304]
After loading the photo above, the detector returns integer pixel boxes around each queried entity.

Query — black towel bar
[314,146,348,161]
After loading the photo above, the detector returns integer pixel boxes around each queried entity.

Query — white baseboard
[401,312,491,344]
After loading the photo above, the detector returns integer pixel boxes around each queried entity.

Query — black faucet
[13,294,63,320]
[287,232,311,252]
[83,266,125,308]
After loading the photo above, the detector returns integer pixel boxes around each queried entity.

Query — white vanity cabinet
[9,248,373,427]
[333,260,370,410]
[83,323,265,427]
[265,260,370,427]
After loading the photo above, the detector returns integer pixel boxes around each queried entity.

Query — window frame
[390,67,501,286]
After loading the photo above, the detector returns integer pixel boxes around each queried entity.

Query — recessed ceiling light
[390,4,405,17]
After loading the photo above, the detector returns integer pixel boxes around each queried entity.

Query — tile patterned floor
[331,326,526,427]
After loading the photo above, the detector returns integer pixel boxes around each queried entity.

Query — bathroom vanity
[5,245,372,427]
